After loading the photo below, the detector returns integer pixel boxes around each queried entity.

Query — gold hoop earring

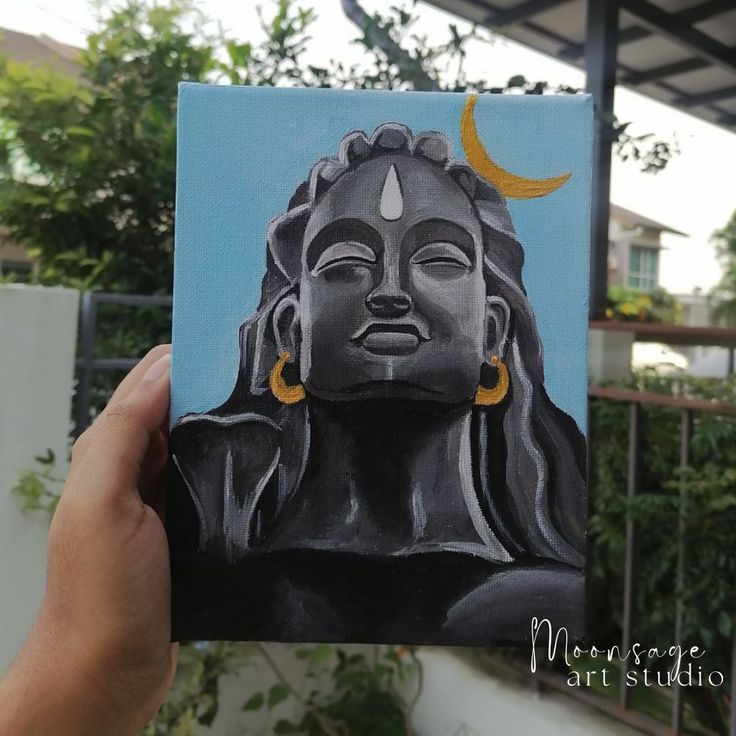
[474,355,509,406]
[270,351,305,404]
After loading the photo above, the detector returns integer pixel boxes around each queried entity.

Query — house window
[0,259,33,281]
[628,245,658,292]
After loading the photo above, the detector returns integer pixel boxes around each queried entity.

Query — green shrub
[606,285,684,324]
[589,372,736,734]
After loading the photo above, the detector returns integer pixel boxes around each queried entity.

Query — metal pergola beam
[485,0,572,26]
[617,0,733,48]
[585,0,618,320]
[559,0,734,61]
[677,0,736,24]
[675,84,736,107]
[621,57,708,85]
[617,0,736,77]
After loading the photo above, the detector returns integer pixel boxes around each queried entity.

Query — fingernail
[142,354,171,383]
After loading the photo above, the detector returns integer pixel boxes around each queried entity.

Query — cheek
[301,270,373,352]
[411,270,486,343]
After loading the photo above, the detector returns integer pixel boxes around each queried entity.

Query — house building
[608,203,687,293]
[0,27,80,78]
[0,230,34,279]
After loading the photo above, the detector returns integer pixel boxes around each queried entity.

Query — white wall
[589,328,634,383]
[410,649,639,736]
[0,285,79,672]
[205,646,641,736]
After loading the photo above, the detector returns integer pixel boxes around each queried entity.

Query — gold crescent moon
[460,94,571,199]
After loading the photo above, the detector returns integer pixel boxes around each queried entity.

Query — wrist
[0,617,139,736]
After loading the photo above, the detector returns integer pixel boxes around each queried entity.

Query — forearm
[0,620,139,736]
[0,348,176,736]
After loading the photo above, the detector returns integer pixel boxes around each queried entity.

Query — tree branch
[256,643,347,736]
[340,0,441,91]
[403,649,424,736]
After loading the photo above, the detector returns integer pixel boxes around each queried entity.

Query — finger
[71,345,171,466]
[170,643,180,676]
[139,429,168,517]
[107,344,171,409]
[144,479,167,524]
[68,354,171,506]
[139,429,167,495]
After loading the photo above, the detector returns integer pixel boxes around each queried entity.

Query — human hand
[0,345,178,736]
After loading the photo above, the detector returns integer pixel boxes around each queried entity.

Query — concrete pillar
[585,0,619,319]
[0,285,79,671]
[588,327,634,383]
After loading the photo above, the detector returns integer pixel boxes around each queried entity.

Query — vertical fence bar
[730,629,736,736]
[586,400,593,506]
[620,401,639,709]
[671,409,692,733]
[74,292,96,437]
[586,399,594,650]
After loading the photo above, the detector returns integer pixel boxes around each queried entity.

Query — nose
[366,249,413,318]
[365,292,413,318]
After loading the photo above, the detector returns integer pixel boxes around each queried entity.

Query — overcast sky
[4,0,736,294]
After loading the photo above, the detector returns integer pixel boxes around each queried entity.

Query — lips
[353,323,427,356]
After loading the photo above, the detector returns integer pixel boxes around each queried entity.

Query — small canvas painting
[168,84,592,645]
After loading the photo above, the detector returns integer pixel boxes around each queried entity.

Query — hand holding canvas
[0,346,177,736]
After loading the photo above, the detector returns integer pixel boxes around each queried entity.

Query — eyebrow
[403,218,478,265]
[305,218,383,271]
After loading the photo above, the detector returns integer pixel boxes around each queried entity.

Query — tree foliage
[0,0,677,295]
[709,209,736,326]
[0,2,211,292]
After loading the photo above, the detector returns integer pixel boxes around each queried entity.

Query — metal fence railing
[597,387,735,735]
[74,291,172,437]
[75,293,736,734]
[537,386,736,736]
[589,320,736,375]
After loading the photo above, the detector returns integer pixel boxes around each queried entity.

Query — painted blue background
[172,84,592,428]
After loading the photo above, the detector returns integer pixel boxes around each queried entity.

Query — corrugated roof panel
[619,34,692,68]
[424,0,736,132]
[695,8,736,45]
[670,66,736,95]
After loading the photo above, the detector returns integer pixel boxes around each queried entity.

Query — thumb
[68,354,171,505]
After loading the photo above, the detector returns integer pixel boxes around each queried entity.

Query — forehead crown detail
[379,164,403,221]
[267,123,519,285]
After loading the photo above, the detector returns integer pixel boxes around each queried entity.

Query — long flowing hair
[214,124,586,567]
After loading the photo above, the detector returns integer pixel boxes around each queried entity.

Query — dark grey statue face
[293,153,490,403]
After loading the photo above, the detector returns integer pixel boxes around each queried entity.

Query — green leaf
[241,691,264,711]
[34,448,55,465]
[718,610,732,638]
[273,719,298,734]
[506,74,526,88]
[267,683,289,709]
[309,643,332,664]
[65,125,95,137]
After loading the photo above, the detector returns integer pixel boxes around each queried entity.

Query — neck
[270,396,499,556]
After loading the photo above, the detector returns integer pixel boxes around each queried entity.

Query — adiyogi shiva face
[298,153,489,404]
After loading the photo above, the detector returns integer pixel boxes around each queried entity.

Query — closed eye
[410,241,472,269]
[312,241,376,274]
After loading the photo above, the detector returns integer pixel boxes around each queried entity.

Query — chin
[305,377,474,405]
